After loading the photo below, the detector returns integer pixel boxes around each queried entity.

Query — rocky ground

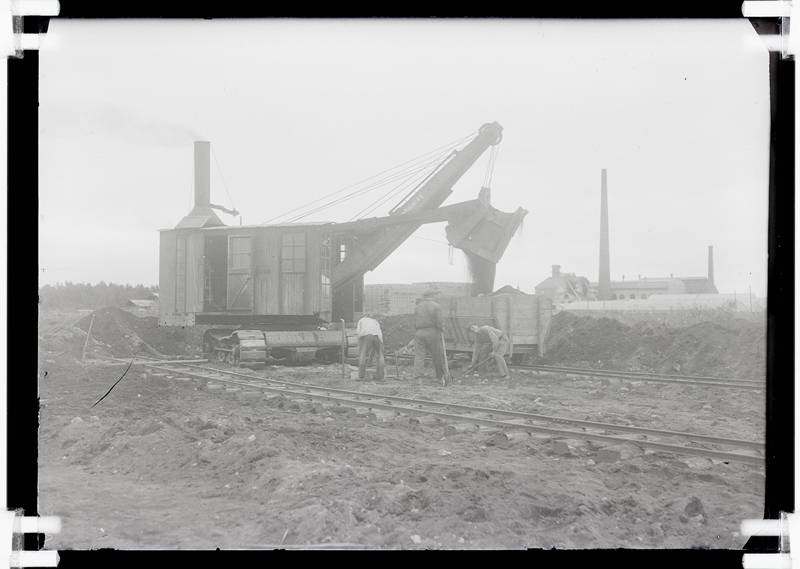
[37,307,765,549]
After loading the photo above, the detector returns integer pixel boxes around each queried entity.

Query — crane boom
[332,122,503,290]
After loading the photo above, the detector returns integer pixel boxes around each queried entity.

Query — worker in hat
[356,312,385,380]
[466,324,511,379]
[412,289,446,381]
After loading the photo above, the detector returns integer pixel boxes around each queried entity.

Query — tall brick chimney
[598,168,611,300]
[552,264,561,278]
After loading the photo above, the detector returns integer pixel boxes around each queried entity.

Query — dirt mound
[38,307,204,360]
[378,314,415,351]
[541,312,766,378]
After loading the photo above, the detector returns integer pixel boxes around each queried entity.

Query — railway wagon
[440,292,553,361]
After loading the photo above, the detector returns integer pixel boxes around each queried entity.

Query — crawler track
[126,358,764,465]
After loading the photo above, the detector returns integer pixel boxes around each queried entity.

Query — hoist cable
[351,154,452,220]
[483,145,498,188]
[286,151,454,223]
[263,130,476,224]
[282,143,462,223]
[487,145,499,188]
[350,157,444,220]
[211,147,237,211]
[387,150,454,215]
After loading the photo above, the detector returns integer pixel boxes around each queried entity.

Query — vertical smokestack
[194,141,211,209]
[598,168,611,300]
[552,265,560,278]
[707,245,715,285]
[176,140,223,229]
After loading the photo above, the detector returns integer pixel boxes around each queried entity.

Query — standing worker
[413,290,446,381]
[356,313,385,381]
[467,324,511,379]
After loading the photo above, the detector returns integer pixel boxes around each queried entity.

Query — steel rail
[134,360,764,465]
[384,353,762,390]
[514,363,762,385]
[160,361,762,451]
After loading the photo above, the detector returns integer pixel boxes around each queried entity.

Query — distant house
[535,265,591,303]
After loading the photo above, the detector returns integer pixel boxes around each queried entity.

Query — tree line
[39,282,159,310]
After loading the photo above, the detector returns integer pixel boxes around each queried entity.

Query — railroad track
[510,363,763,390]
[124,358,764,466]
[383,353,762,390]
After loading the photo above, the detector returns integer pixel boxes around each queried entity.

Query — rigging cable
[286,149,454,223]
[349,152,451,220]
[387,150,454,216]
[210,146,237,213]
[483,145,499,189]
[285,158,442,223]
[282,143,462,223]
[263,130,476,224]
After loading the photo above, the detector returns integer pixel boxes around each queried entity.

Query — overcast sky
[38,19,769,296]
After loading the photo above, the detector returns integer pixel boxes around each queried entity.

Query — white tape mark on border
[0,511,60,569]
[0,0,59,56]
[741,513,799,569]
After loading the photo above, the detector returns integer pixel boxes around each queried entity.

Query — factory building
[534,267,718,303]
[534,265,591,303]
[588,168,718,301]
[587,275,718,300]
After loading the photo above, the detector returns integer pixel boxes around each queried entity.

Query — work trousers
[358,334,385,380]
[413,327,445,379]
[476,337,510,377]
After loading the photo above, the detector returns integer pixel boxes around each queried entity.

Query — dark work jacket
[414,300,443,331]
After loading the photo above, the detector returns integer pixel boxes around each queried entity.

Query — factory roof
[535,273,588,290]
[604,279,674,290]
[679,277,719,294]
[587,276,718,294]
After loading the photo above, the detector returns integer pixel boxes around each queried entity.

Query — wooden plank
[253,232,267,314]
[306,228,321,316]
[175,234,187,313]
[280,273,305,314]
[227,235,254,311]
[279,231,309,314]
[158,230,177,320]
[265,231,281,314]
[185,231,205,314]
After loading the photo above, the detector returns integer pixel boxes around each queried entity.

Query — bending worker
[467,324,511,379]
[356,312,385,381]
[413,290,446,381]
